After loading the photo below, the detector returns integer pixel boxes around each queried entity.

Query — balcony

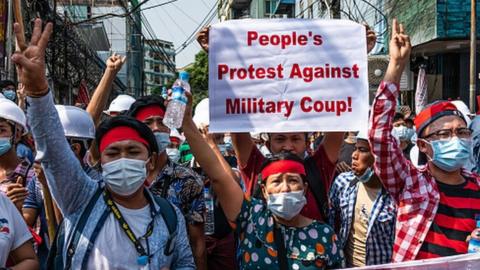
[271,0,295,18]
[232,0,251,8]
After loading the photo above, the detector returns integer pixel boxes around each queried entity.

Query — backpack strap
[151,194,178,256]
[304,156,328,220]
[64,186,103,269]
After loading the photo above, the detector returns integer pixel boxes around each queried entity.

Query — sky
[142,0,219,69]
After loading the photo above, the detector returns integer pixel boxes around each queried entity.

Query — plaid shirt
[329,171,396,265]
[369,81,480,262]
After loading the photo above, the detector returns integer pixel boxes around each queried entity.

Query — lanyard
[103,190,156,265]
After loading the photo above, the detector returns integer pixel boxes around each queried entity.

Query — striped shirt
[417,179,480,259]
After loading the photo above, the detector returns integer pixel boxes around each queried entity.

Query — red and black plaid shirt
[369,81,480,262]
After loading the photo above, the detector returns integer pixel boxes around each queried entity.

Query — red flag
[75,79,90,106]
[477,95,480,115]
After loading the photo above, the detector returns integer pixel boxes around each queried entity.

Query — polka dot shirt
[235,196,345,269]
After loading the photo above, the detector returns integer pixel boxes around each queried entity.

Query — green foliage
[150,86,162,96]
[186,50,209,108]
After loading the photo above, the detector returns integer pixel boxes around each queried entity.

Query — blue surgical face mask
[102,158,147,196]
[0,137,12,156]
[266,190,307,220]
[2,90,15,101]
[154,132,170,153]
[426,137,472,172]
[357,167,374,183]
[392,126,409,141]
[166,148,180,163]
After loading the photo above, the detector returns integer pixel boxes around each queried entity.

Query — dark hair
[393,113,405,123]
[96,115,159,154]
[0,80,15,88]
[405,118,414,126]
[260,152,306,183]
[127,95,166,118]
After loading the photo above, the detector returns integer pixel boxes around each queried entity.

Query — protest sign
[351,253,480,270]
[208,19,369,133]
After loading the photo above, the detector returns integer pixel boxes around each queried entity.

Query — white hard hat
[104,94,136,115]
[0,98,27,132]
[0,93,4,99]
[193,98,209,128]
[55,105,95,139]
[451,100,473,127]
[356,128,369,142]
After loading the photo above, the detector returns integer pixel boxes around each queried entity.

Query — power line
[72,0,179,26]
[174,0,219,55]
[172,2,200,24]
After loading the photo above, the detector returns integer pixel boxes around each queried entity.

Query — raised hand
[389,19,411,68]
[6,176,28,211]
[197,26,210,53]
[11,18,53,97]
[106,52,126,73]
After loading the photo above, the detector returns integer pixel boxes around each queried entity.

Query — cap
[414,101,466,137]
[179,71,190,82]
[451,100,473,127]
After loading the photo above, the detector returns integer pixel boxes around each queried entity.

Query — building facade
[386,0,480,108]
[144,39,176,94]
[218,0,295,21]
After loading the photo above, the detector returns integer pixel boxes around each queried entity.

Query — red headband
[170,137,180,144]
[99,126,149,153]
[261,160,306,180]
[135,105,165,122]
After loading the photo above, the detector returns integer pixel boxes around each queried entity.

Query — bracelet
[27,88,50,98]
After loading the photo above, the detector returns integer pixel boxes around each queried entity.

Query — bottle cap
[179,71,190,81]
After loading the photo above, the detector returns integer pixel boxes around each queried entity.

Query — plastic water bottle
[163,71,191,129]
[468,216,480,253]
[204,187,215,235]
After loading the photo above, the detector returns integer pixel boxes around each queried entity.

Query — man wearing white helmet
[0,99,34,210]
[22,105,98,269]
[329,129,396,267]
[0,99,39,269]
[103,94,136,117]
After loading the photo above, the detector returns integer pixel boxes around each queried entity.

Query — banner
[208,19,369,133]
[351,253,480,270]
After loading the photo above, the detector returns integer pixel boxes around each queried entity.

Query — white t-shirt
[0,193,32,267]
[87,203,153,270]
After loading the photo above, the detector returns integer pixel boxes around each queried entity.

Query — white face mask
[154,132,170,153]
[166,148,180,162]
[102,158,147,196]
[266,190,307,220]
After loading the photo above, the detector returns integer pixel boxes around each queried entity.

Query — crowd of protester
[0,17,480,270]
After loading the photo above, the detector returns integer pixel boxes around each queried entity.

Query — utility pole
[470,0,477,114]
[5,0,14,80]
[331,0,341,19]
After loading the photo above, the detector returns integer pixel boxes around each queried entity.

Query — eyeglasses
[423,127,473,141]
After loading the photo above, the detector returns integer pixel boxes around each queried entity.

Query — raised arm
[86,53,126,126]
[182,94,243,222]
[12,19,96,215]
[368,19,415,202]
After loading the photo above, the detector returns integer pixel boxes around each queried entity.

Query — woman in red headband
[182,94,344,270]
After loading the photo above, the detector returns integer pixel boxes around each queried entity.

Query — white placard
[208,19,369,133]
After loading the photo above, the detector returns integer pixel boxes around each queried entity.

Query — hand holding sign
[209,19,369,133]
